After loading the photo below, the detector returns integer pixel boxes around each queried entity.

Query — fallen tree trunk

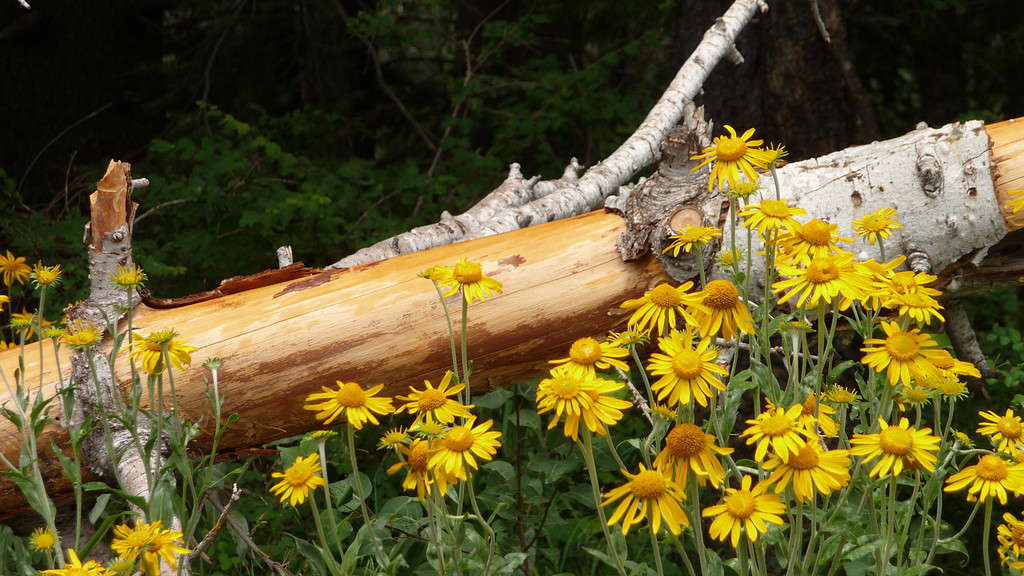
[1,117,1022,514]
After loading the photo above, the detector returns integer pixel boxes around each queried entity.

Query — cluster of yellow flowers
[39,520,188,576]
[515,125,1022,561]
[271,258,507,507]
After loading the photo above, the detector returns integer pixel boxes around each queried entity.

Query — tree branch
[182,484,242,575]
[211,494,294,576]
[328,0,767,269]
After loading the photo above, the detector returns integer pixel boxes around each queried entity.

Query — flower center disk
[801,396,816,416]
[885,332,921,361]
[453,261,482,283]
[760,414,792,436]
[417,388,448,411]
[629,470,668,499]
[549,375,583,399]
[666,424,706,458]
[715,136,747,162]
[759,200,791,218]
[334,382,367,408]
[703,280,739,310]
[805,258,840,284]
[409,443,430,470]
[976,454,1009,481]
[799,219,833,246]
[998,417,1022,439]
[725,491,756,518]
[672,350,704,380]
[445,427,475,452]
[649,284,682,307]
[569,338,604,365]
[879,427,913,455]
[787,444,820,470]
[285,461,314,485]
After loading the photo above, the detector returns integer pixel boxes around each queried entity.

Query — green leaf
[827,360,860,384]
[80,512,124,558]
[484,460,516,482]
[88,493,111,525]
[286,534,329,575]
[474,387,514,409]
[51,441,80,484]
[339,523,371,573]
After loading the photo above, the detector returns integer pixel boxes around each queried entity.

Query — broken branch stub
[65,160,157,515]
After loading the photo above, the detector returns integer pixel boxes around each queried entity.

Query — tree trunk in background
[674,0,880,156]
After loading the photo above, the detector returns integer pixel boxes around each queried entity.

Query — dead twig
[334,1,438,153]
[17,102,112,200]
[134,199,194,225]
[428,0,513,177]
[808,0,831,43]
[183,484,242,573]
[211,493,294,576]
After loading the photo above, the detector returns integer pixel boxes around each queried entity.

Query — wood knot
[916,150,943,198]
[906,249,932,273]
[668,206,704,234]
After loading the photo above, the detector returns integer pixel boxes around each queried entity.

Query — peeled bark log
[1,118,1022,516]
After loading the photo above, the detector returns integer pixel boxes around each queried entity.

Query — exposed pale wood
[988,118,1024,231]
[0,211,666,513]
[88,160,134,249]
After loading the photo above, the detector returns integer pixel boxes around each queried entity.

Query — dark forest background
[1,1,1021,367]
[2,1,1023,571]
[2,0,1022,295]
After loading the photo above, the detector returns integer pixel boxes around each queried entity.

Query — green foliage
[1,0,677,305]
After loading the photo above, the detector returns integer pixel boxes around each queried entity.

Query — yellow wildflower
[690,125,769,190]
[268,454,327,506]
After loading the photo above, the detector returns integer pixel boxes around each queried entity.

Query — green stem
[425,486,447,574]
[580,431,628,576]
[629,345,657,413]
[982,499,993,576]
[770,166,782,201]
[309,491,344,575]
[467,480,497,575]
[696,243,706,287]
[687,476,709,575]
[317,441,347,563]
[668,534,698,576]
[786,499,803,576]
[878,475,898,574]
[936,500,981,544]
[460,296,471,405]
[433,283,461,384]
[896,471,922,574]
[648,522,665,576]
[738,534,750,576]
[603,433,631,469]
[36,287,45,397]
[346,424,388,568]
[729,199,741,281]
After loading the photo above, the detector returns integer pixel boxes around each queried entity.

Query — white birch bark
[696,120,1008,290]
